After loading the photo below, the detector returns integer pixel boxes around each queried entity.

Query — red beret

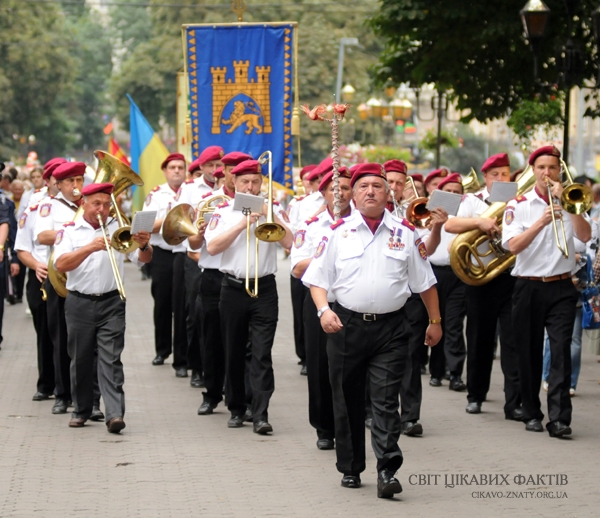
[307,157,333,182]
[384,159,407,175]
[528,145,561,166]
[424,168,450,185]
[222,151,253,166]
[53,162,86,181]
[231,159,262,176]
[318,168,351,192]
[43,158,67,180]
[213,166,224,179]
[410,173,423,183]
[350,163,387,188]
[481,153,510,172]
[438,173,463,190]
[161,153,185,169]
[81,183,114,196]
[299,164,317,179]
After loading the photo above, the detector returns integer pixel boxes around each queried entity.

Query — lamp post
[335,38,359,103]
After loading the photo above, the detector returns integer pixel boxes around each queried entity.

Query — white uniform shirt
[192,187,225,270]
[53,217,143,295]
[502,189,578,277]
[176,175,214,208]
[34,193,79,243]
[21,187,48,214]
[15,202,48,263]
[288,191,325,232]
[303,210,437,313]
[144,183,186,252]
[457,190,489,219]
[204,199,288,279]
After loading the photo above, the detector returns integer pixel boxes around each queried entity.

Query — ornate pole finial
[232,0,246,22]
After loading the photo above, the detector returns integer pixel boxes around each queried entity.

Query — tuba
[463,168,482,194]
[47,151,144,297]
[449,165,536,286]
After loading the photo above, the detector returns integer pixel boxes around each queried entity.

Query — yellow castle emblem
[210,60,273,135]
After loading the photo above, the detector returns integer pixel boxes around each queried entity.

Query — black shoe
[316,438,335,450]
[52,398,70,414]
[197,401,216,415]
[227,415,244,428]
[190,371,204,388]
[341,475,361,488]
[152,355,165,366]
[32,391,52,401]
[107,417,126,434]
[365,417,373,429]
[420,365,427,375]
[300,364,307,376]
[402,421,423,436]
[377,470,403,498]
[429,377,442,387]
[90,405,105,421]
[465,402,481,414]
[175,367,188,378]
[253,420,273,435]
[243,407,253,422]
[547,421,572,438]
[449,377,467,392]
[505,408,524,421]
[525,419,543,432]
[443,371,451,381]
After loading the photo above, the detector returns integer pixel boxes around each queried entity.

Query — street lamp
[341,84,356,103]
[520,0,550,82]
[335,38,359,103]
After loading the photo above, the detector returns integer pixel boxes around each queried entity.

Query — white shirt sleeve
[302,229,335,292]
[407,234,437,294]
[501,200,523,249]
[52,227,74,265]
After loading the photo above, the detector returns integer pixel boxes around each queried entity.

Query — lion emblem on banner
[222,101,263,135]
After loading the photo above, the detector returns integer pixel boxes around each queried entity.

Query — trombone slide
[97,214,127,301]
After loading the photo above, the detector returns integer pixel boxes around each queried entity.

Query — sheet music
[131,211,157,234]
[426,190,463,217]
[488,182,518,203]
[233,192,265,214]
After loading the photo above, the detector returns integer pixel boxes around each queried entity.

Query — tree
[369,0,599,123]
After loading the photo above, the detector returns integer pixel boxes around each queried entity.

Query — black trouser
[290,275,307,363]
[220,274,278,422]
[26,270,54,394]
[512,278,577,425]
[45,278,71,400]
[65,291,125,422]
[328,303,409,476]
[429,265,466,379]
[150,248,187,369]
[401,293,427,423]
[12,256,26,299]
[184,255,202,373]
[199,268,225,405]
[303,293,335,440]
[466,273,521,413]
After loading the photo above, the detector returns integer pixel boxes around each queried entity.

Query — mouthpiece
[72,188,81,197]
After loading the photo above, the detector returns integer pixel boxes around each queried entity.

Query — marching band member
[213,166,226,190]
[35,161,85,415]
[145,153,188,376]
[384,159,407,217]
[426,173,467,391]
[445,153,522,419]
[221,151,253,198]
[502,145,590,438]
[290,167,353,450]
[54,183,152,432]
[424,168,449,196]
[406,173,426,200]
[176,145,224,388]
[288,158,331,231]
[205,159,292,434]
[303,163,441,498]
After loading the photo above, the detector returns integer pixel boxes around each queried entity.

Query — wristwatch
[317,306,330,318]
[140,243,150,252]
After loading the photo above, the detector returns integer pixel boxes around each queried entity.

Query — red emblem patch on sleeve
[145,193,152,206]
[314,236,329,258]
[208,213,220,230]
[54,229,64,246]
[504,208,515,225]
[40,203,52,217]
[294,230,306,248]
[417,240,428,260]
[19,213,27,229]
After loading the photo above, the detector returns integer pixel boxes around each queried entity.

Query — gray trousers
[65,292,126,422]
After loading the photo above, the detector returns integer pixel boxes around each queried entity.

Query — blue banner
[184,24,294,189]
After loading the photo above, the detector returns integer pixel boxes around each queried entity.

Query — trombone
[97,214,126,301]
[402,176,432,228]
[545,160,593,259]
[244,151,286,298]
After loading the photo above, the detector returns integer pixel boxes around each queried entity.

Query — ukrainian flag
[127,94,169,212]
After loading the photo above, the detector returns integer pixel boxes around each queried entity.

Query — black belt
[223,273,275,289]
[334,303,403,322]
[431,264,453,270]
[69,290,119,301]
[517,273,571,282]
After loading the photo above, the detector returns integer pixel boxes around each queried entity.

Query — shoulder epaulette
[63,221,75,227]
[295,195,306,201]
[330,218,345,230]
[515,195,527,203]
[305,216,319,225]
[151,185,160,192]
[34,188,41,193]
[273,200,280,206]
[49,195,55,199]
[401,218,416,231]
[217,201,229,208]
[185,178,195,184]
[202,191,214,199]
[30,204,39,211]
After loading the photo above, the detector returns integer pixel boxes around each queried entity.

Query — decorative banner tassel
[291,106,301,136]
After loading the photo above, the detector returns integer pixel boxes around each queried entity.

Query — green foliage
[369,0,599,123]
[420,129,458,152]
[362,146,411,163]
[507,94,564,148]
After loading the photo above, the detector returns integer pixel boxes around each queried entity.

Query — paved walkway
[0,259,599,517]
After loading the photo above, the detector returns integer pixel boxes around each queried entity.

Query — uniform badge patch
[280,210,290,224]
[314,236,328,258]
[294,230,306,248]
[505,208,514,225]
[55,229,64,245]
[417,239,428,260]
[209,213,220,230]
[145,193,152,206]
[40,203,52,217]
[19,213,27,229]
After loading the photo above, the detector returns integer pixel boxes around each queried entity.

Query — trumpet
[402,176,432,228]
[97,214,126,301]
